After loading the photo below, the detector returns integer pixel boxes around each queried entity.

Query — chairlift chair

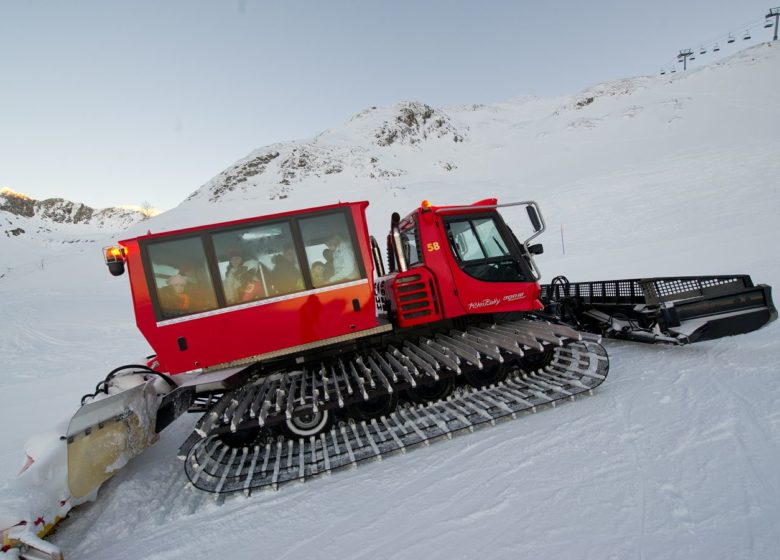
[699,45,707,55]
[713,43,720,52]
[765,19,773,29]
[727,34,735,44]
[743,30,751,40]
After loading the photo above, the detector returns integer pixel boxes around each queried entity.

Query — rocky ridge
[192,101,468,203]
[0,188,147,238]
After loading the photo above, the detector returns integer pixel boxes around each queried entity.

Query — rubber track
[182,339,608,494]
[185,318,589,442]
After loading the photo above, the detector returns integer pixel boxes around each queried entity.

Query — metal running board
[182,340,608,494]
[187,318,583,441]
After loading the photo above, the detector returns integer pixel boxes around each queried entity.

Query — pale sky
[1,0,775,210]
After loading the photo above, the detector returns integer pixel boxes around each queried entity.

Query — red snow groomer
[86,198,611,495]
[3,198,775,559]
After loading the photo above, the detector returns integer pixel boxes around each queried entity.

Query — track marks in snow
[16,324,74,347]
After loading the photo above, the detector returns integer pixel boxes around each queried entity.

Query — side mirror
[526,206,542,232]
[528,243,544,255]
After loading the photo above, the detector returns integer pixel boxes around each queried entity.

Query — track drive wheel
[519,346,555,372]
[219,426,267,449]
[406,377,454,404]
[282,405,332,438]
[348,391,399,421]
[463,360,510,388]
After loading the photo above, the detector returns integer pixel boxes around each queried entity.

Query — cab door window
[146,237,219,319]
[445,215,532,283]
[447,220,486,260]
[473,217,510,258]
[400,219,422,267]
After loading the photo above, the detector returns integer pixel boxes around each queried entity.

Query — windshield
[445,214,533,283]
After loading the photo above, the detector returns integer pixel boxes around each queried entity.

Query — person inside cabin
[240,259,268,302]
[271,244,303,294]
[158,273,190,316]
[321,248,335,279]
[158,269,216,317]
[310,260,328,288]
[325,234,358,282]
[223,249,251,305]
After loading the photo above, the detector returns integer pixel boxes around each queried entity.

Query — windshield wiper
[492,236,508,255]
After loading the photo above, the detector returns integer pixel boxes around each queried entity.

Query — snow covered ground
[1,43,779,559]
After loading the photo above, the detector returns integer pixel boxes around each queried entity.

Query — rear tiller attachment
[540,275,777,344]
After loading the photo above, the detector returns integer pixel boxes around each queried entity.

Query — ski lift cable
[693,15,767,48]
[658,13,771,74]
[663,17,764,69]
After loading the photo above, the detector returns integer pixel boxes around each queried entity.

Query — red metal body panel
[386,268,444,328]
[407,199,543,319]
[119,202,379,375]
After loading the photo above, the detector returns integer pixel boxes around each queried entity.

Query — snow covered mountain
[0,187,149,280]
[0,187,147,232]
[1,43,779,560]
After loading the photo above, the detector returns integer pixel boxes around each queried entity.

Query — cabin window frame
[442,211,535,284]
[140,207,366,322]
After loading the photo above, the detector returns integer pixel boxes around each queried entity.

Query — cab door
[442,212,541,314]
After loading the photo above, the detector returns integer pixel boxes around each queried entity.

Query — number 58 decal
[426,242,441,252]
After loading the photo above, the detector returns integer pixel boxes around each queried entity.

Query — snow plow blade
[2,373,186,559]
[66,380,160,499]
[541,275,776,344]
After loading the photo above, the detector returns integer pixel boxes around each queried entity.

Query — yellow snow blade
[66,381,159,499]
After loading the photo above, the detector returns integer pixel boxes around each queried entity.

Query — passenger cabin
[119,202,381,375]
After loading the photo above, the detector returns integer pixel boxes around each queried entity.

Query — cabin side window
[146,237,219,320]
[400,218,422,267]
[298,212,362,288]
[211,221,304,303]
